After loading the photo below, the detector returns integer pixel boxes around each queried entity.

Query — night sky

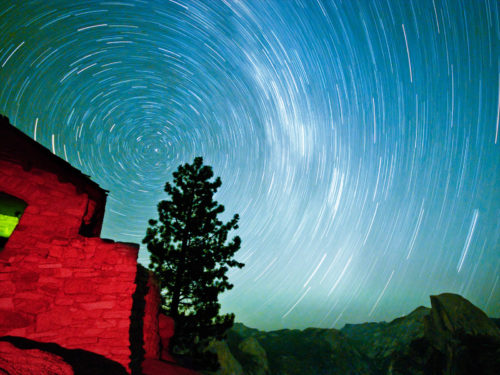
[0,0,498,331]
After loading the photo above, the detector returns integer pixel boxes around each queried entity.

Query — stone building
[0,115,197,374]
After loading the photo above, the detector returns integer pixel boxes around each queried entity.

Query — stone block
[79,309,104,320]
[64,279,93,294]
[36,309,73,332]
[0,310,32,330]
[64,336,98,346]
[116,299,134,310]
[55,298,74,306]
[41,211,60,217]
[23,255,47,263]
[73,271,99,278]
[117,320,129,328]
[8,255,26,263]
[81,300,116,310]
[30,331,59,339]
[39,276,60,284]
[113,265,137,274]
[102,331,130,342]
[0,298,14,310]
[13,271,39,283]
[38,267,60,277]
[14,291,42,299]
[82,328,106,336]
[99,265,116,271]
[74,295,98,303]
[13,298,50,314]
[6,327,28,336]
[35,314,53,332]
[59,268,73,277]
[64,208,82,217]
[95,319,117,328]
[70,238,85,247]
[40,283,60,294]
[48,246,64,258]
[34,241,50,248]
[63,247,81,258]
[102,310,130,319]
[39,263,62,269]
[96,282,131,294]
[0,263,13,273]
[15,281,38,292]
[0,281,15,296]
[51,239,69,246]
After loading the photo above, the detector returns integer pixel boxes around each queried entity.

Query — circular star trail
[0,0,499,330]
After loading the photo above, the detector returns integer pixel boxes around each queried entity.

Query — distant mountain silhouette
[205,293,500,375]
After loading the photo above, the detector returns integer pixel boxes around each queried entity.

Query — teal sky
[0,0,498,330]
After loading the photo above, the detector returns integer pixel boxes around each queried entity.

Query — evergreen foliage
[143,156,244,369]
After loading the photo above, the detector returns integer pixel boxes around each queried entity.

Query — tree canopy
[143,156,244,368]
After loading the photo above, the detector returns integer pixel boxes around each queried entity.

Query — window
[0,192,27,249]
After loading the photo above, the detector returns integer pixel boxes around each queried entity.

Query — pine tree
[143,156,244,369]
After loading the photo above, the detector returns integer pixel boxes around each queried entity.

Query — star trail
[0,0,498,330]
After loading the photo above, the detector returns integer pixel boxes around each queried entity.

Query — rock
[205,340,244,375]
[387,293,500,375]
[425,293,500,341]
[231,322,261,339]
[209,294,499,375]
[237,327,372,375]
[0,336,129,375]
[0,341,74,375]
[422,293,500,375]
[341,305,431,373]
[158,314,176,362]
[237,336,269,375]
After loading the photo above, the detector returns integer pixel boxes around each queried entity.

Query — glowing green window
[0,192,27,249]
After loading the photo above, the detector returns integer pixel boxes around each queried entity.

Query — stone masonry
[0,115,191,374]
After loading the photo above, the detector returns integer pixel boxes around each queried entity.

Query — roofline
[0,114,108,195]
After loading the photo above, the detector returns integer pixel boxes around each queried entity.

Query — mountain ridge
[205,293,500,375]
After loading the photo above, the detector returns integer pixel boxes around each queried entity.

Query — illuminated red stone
[159,314,177,362]
[0,116,199,374]
[0,341,74,375]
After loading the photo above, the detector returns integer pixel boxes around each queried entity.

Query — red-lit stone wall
[0,117,194,374]
[143,272,161,359]
[0,160,139,371]
[158,314,176,362]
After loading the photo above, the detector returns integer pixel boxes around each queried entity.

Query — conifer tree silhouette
[143,156,244,369]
